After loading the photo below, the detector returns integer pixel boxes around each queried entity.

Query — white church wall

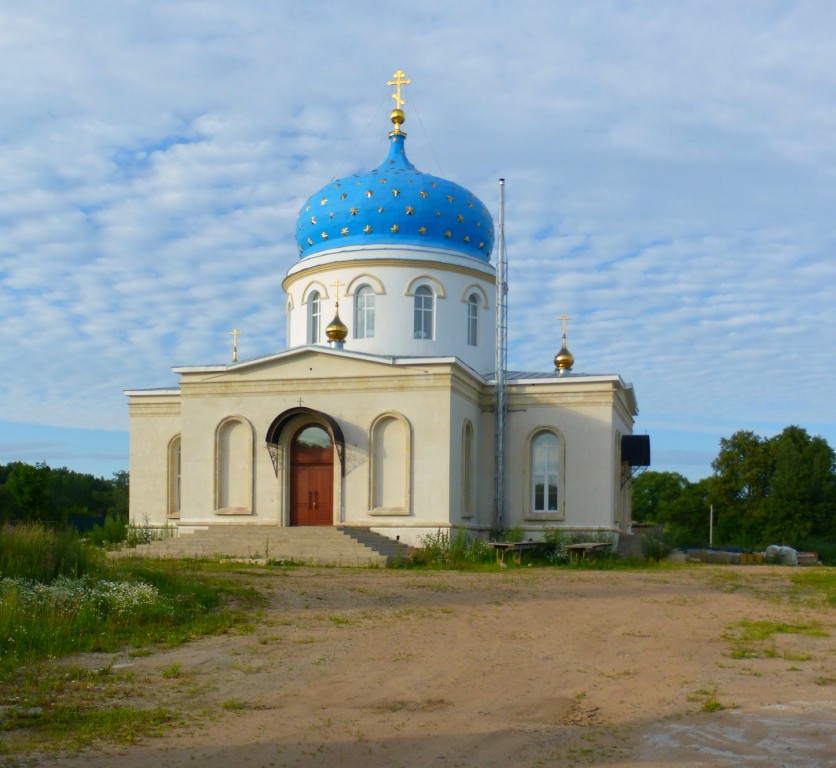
[127,393,181,527]
[501,379,629,537]
[168,353,463,531]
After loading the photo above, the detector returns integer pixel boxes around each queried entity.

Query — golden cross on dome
[559,315,571,337]
[387,70,411,109]
[229,328,241,362]
[331,279,344,302]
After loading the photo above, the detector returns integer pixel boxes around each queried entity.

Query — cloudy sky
[1,0,834,482]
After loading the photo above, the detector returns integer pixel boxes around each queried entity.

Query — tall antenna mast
[494,178,508,532]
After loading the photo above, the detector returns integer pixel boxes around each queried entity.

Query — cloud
[0,1,835,480]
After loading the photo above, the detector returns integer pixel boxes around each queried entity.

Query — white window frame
[307,290,321,344]
[467,293,478,346]
[413,285,434,340]
[523,428,565,520]
[355,285,375,339]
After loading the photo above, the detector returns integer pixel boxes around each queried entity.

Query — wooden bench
[487,541,539,565]
[565,542,611,562]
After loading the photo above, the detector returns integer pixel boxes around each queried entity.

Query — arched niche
[368,412,412,516]
[214,416,255,515]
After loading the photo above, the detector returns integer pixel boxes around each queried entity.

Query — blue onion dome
[296,113,494,261]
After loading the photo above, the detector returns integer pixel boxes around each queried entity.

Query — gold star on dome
[310,216,316,224]
[364,224,372,233]
[405,206,414,215]
[320,197,328,205]
[488,228,493,236]
[464,235,470,242]
[420,190,428,198]
[334,183,341,188]
[329,212,334,218]
[307,237,313,245]
[467,200,473,208]
[350,207,359,216]
[379,178,387,183]
[478,241,484,249]
[340,193,347,199]
[435,211,441,217]
[444,230,452,238]
[321,232,328,240]
[447,195,454,203]
[366,190,374,198]
[457,214,464,222]
[391,224,400,233]
[378,206,384,213]
[392,189,400,197]
[431,182,438,188]
[482,208,487,215]
[476,221,481,227]
[305,205,311,211]
[418,226,427,234]
[341,227,349,236]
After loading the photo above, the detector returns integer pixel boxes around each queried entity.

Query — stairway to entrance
[111,526,409,567]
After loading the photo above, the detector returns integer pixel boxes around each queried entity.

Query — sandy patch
[15,566,836,767]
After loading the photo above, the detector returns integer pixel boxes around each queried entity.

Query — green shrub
[641,532,673,562]
[88,514,128,547]
[411,527,493,567]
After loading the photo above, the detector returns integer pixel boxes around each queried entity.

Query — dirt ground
[27,566,836,766]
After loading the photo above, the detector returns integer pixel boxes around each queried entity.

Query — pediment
[175,347,446,385]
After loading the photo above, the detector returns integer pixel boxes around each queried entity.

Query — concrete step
[111,525,407,566]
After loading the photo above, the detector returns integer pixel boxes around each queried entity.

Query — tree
[707,426,836,546]
[5,462,55,524]
[632,471,690,523]
[632,471,713,545]
[765,427,836,543]
[709,430,773,545]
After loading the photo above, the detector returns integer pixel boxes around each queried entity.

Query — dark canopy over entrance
[265,407,346,477]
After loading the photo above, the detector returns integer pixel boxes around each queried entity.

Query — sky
[1,0,835,482]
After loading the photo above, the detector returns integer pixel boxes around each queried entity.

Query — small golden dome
[325,304,348,342]
[554,338,574,372]
[390,108,405,127]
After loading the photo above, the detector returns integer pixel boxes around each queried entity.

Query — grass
[0,524,261,752]
[789,569,836,607]
[689,685,732,712]
[723,618,828,661]
[0,522,105,582]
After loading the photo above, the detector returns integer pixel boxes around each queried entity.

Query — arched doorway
[290,424,334,526]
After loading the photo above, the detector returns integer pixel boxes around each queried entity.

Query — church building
[125,73,646,548]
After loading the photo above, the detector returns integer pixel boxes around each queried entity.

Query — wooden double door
[289,424,334,526]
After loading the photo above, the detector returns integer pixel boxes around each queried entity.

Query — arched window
[167,435,181,518]
[355,285,375,339]
[467,293,479,346]
[532,431,560,513]
[413,285,433,340]
[462,421,474,518]
[307,290,321,344]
